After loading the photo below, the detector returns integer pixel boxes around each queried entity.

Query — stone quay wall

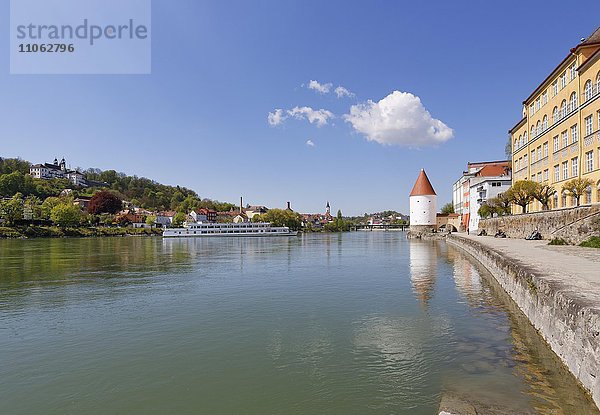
[479,204,600,244]
[447,235,600,410]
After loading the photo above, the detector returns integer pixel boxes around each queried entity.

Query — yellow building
[510,27,600,211]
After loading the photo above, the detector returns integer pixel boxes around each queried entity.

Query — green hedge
[0,226,162,239]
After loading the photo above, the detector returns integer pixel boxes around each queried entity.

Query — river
[0,232,597,414]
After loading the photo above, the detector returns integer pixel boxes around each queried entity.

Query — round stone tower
[409,169,437,235]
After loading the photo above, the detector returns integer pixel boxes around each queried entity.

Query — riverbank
[447,233,600,410]
[0,226,162,238]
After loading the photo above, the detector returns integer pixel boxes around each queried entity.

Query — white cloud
[334,86,354,98]
[306,139,315,147]
[287,106,334,127]
[267,109,287,126]
[308,80,332,94]
[343,91,453,147]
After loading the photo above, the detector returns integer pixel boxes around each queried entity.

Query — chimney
[287,201,292,211]
[240,197,243,214]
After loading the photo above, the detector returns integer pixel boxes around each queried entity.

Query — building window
[570,92,578,111]
[569,62,577,81]
[554,165,560,182]
[542,91,548,105]
[531,150,536,163]
[562,161,569,180]
[585,115,593,136]
[585,80,593,101]
[560,100,567,118]
[585,186,592,204]
[562,191,568,207]
[536,97,541,111]
[531,125,535,138]
[572,157,578,177]
[553,193,559,208]
[571,124,578,143]
[524,154,528,165]
[543,142,549,157]
[524,132,528,144]
[560,72,567,89]
[561,131,568,148]
[536,121,541,136]
[542,115,548,130]
[543,169,549,181]
[537,146,542,160]
[552,80,558,96]
[552,107,559,123]
[553,135,559,152]
[537,172,542,182]
[530,104,534,116]
[586,151,594,172]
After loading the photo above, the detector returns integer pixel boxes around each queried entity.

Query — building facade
[510,27,600,211]
[452,160,511,230]
[467,176,512,231]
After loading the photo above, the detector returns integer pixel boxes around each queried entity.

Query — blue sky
[1,0,600,215]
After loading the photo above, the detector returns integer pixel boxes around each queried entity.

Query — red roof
[410,169,436,196]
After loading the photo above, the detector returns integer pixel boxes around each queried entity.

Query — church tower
[325,201,331,216]
[409,169,437,232]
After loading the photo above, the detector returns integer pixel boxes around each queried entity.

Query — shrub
[579,237,600,248]
[548,238,568,246]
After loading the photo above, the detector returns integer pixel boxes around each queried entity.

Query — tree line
[478,177,595,218]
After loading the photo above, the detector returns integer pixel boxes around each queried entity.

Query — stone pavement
[456,234,600,311]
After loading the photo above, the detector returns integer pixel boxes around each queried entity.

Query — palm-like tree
[562,178,594,207]
[533,184,556,210]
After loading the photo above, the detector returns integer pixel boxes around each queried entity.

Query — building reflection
[408,240,438,307]
[446,246,483,306]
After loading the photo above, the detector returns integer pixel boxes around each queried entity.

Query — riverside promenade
[448,234,600,410]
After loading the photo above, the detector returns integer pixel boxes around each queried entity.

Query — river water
[0,232,597,414]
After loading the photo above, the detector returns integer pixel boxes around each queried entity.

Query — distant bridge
[354,224,408,231]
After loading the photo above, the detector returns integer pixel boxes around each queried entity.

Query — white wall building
[452,160,511,231]
[409,169,437,227]
[30,157,88,187]
[467,176,512,231]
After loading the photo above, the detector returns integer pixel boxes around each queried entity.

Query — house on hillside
[30,158,89,187]
[156,211,176,227]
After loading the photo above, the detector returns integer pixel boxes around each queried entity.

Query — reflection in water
[444,245,598,414]
[409,240,438,307]
[0,234,597,415]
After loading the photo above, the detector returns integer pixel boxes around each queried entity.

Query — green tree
[533,183,556,210]
[261,209,302,230]
[492,192,512,216]
[50,203,82,227]
[0,157,31,175]
[562,178,594,207]
[505,136,512,161]
[506,180,537,213]
[41,197,63,219]
[23,195,42,221]
[441,202,455,214]
[0,193,24,225]
[146,215,156,226]
[478,202,495,219]
[0,171,26,197]
[172,212,186,227]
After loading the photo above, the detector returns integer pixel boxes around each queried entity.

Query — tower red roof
[409,169,436,196]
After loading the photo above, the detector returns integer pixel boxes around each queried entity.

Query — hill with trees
[0,156,235,213]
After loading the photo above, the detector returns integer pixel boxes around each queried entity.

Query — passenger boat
[163,222,298,237]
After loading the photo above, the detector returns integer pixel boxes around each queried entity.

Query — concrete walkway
[454,234,600,311]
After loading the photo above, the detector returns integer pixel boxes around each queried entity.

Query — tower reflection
[409,240,438,307]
